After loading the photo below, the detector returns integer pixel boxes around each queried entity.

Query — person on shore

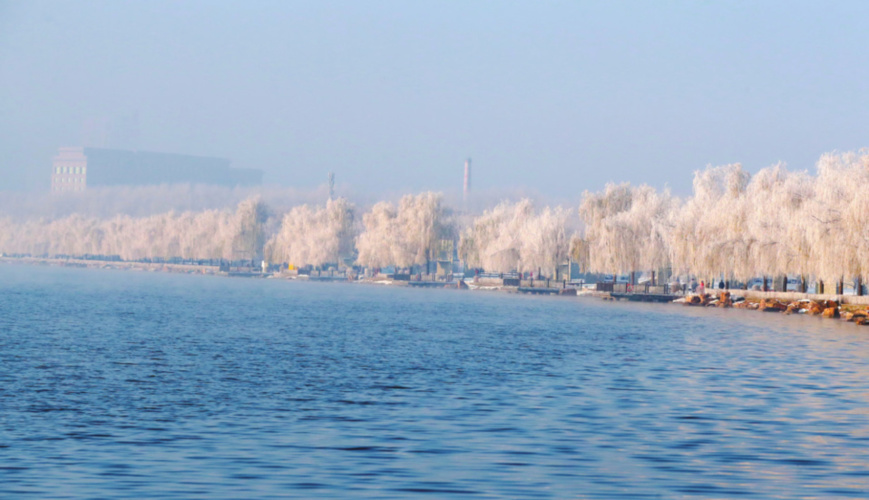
[699,280,706,296]
[719,279,725,289]
[690,278,697,294]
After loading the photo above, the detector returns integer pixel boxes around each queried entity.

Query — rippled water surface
[3,264,869,498]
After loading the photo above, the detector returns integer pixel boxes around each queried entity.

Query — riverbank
[6,255,869,328]
[0,256,222,274]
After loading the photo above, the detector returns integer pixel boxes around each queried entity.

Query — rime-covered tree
[356,201,399,269]
[579,183,676,279]
[232,197,269,262]
[267,198,357,267]
[460,200,571,276]
[357,192,454,271]
[518,206,570,276]
[460,200,532,273]
[670,164,750,280]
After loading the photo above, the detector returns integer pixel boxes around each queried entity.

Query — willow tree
[578,183,633,275]
[356,201,398,269]
[356,192,454,272]
[518,206,570,277]
[396,192,455,273]
[266,197,356,268]
[459,199,532,273]
[579,183,675,280]
[232,197,270,262]
[459,200,571,277]
[670,164,750,280]
[842,151,869,287]
[743,164,813,281]
[806,151,869,289]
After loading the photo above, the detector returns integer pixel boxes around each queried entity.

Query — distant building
[50,147,262,193]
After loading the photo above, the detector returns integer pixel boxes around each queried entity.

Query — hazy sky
[1,0,867,198]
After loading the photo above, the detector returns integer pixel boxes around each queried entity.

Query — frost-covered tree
[518,206,570,276]
[744,164,813,280]
[670,164,750,280]
[356,201,399,269]
[0,206,252,262]
[266,198,356,267]
[460,200,532,273]
[357,192,454,271]
[397,192,455,271]
[807,151,869,284]
[460,199,571,276]
[232,197,269,262]
[579,183,675,277]
[4,148,869,288]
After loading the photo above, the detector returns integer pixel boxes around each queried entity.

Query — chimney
[463,158,471,207]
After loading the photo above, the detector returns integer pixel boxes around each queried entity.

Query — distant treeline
[2,150,868,284]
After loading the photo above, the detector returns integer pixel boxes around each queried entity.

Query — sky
[1,0,868,200]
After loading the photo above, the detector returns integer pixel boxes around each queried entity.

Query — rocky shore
[677,291,869,326]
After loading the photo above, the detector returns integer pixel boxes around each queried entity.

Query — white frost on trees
[3,149,869,285]
[460,199,570,275]
[356,192,454,270]
[0,198,266,262]
[579,183,675,276]
[670,164,750,280]
[266,198,357,267]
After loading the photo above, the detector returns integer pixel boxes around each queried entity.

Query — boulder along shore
[675,291,869,326]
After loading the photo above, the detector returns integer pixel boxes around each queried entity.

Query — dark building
[51,147,262,192]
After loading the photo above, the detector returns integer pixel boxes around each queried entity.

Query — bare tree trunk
[858,276,864,297]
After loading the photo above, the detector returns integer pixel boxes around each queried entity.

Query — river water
[2,264,869,498]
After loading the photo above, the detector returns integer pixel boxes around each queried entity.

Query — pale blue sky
[1,0,867,198]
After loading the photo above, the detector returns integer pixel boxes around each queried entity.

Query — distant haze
[1,0,868,199]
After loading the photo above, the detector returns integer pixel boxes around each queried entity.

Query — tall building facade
[51,147,263,193]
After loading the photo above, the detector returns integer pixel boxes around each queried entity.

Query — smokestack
[463,158,471,207]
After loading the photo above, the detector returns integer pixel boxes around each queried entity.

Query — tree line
[1,150,867,286]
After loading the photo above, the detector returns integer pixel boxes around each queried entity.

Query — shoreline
[5,256,869,327]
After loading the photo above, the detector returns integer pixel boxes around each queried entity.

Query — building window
[82,167,86,174]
